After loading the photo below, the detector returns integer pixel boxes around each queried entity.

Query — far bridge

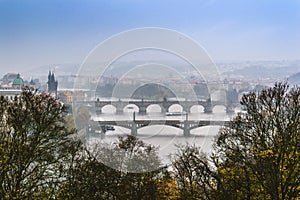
[89,98,240,114]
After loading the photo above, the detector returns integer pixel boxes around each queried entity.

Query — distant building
[29,78,41,90]
[12,74,24,89]
[58,90,73,104]
[0,89,22,101]
[47,71,58,97]
[0,73,42,101]
[1,72,19,84]
[0,73,24,100]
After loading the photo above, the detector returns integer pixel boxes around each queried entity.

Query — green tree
[170,83,300,200]
[0,87,81,199]
[214,82,300,199]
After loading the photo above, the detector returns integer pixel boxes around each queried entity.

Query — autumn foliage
[0,83,299,199]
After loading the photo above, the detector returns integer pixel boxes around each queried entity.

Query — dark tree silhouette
[60,135,167,200]
[215,82,300,199]
[0,87,81,199]
[171,83,300,200]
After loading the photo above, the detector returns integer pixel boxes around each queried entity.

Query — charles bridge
[93,98,239,114]
[78,97,238,136]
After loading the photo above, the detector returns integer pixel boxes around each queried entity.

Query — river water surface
[87,105,239,165]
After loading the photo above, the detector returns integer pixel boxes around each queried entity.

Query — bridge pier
[162,102,171,113]
[204,105,213,113]
[131,122,137,136]
[95,106,102,114]
[100,125,106,133]
[95,101,102,114]
[203,98,213,113]
[131,112,137,136]
[139,105,147,114]
[183,113,191,137]
[182,104,188,113]
[183,122,190,137]
[161,107,167,113]
[116,105,124,114]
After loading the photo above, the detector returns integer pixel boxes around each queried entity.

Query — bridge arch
[138,124,183,135]
[123,104,139,113]
[167,104,183,112]
[146,104,163,113]
[190,105,205,113]
[101,104,117,113]
[212,105,226,113]
[190,124,226,131]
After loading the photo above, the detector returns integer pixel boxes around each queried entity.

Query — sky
[0,0,300,75]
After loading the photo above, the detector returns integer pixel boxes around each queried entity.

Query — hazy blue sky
[0,0,300,74]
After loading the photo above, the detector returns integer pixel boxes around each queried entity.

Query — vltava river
[88,105,238,164]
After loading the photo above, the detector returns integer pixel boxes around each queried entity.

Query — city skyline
[0,0,300,75]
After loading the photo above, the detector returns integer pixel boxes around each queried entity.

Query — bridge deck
[90,119,230,136]
[95,119,229,128]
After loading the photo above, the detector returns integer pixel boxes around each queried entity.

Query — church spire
[47,70,58,98]
[48,70,51,82]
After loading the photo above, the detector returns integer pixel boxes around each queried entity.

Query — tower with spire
[47,70,58,98]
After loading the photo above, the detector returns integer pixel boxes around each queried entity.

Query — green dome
[12,74,24,86]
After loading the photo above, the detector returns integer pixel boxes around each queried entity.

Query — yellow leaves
[217,166,245,186]
[250,147,256,151]
[255,149,274,159]
[219,168,226,175]
[157,178,180,200]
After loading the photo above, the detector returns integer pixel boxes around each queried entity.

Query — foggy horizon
[1,0,300,76]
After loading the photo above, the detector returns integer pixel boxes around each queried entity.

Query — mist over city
[0,1,299,199]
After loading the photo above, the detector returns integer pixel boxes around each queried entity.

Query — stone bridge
[92,98,239,114]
